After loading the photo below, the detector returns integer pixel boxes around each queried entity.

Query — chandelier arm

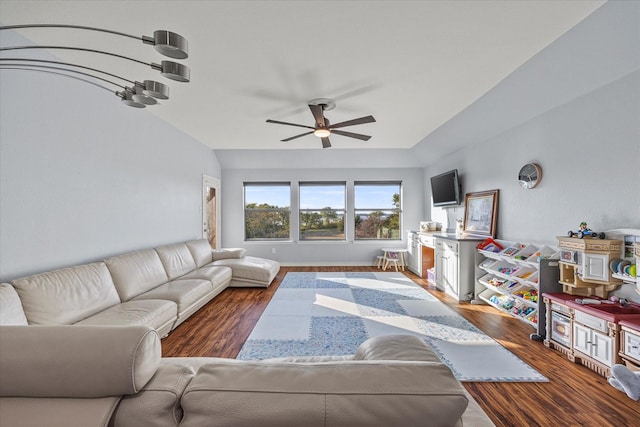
[0,57,135,84]
[0,24,140,41]
[0,25,188,59]
[0,66,149,108]
[0,66,116,93]
[0,46,189,82]
[0,63,126,88]
[0,45,150,66]
[0,25,187,102]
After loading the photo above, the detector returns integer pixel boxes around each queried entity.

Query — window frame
[298,181,347,241]
[353,181,403,241]
[243,182,291,241]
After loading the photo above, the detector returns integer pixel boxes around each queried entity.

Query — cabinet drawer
[551,301,571,315]
[443,240,458,253]
[574,310,608,333]
[419,234,434,248]
[623,330,640,360]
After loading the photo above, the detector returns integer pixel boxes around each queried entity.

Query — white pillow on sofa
[212,248,246,261]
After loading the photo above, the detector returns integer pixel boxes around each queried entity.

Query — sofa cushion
[180,360,468,427]
[155,243,197,280]
[0,325,160,398]
[11,262,121,325]
[111,359,205,427]
[0,396,121,427]
[106,249,169,301]
[0,283,28,325]
[180,265,232,289]
[354,334,442,363]
[211,247,246,261]
[74,299,178,338]
[131,279,213,314]
[213,256,279,286]
[185,239,214,268]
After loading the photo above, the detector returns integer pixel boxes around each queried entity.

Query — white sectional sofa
[0,239,280,336]
[0,241,496,426]
[0,326,494,427]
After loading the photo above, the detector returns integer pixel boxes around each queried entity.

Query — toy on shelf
[567,221,605,239]
[477,237,503,253]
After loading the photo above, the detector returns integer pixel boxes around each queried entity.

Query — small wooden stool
[375,255,385,268]
[384,252,401,271]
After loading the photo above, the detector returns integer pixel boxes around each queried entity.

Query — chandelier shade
[146,30,189,59]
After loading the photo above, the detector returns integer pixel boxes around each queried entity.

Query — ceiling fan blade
[329,115,376,129]
[331,129,371,141]
[308,104,325,127]
[281,131,315,142]
[266,119,315,130]
[321,137,331,149]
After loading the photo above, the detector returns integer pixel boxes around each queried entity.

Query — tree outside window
[244,183,290,240]
[354,182,401,240]
[299,182,346,241]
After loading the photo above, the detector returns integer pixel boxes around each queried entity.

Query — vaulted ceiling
[1,0,605,150]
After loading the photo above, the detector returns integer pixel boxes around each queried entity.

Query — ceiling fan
[266,98,375,148]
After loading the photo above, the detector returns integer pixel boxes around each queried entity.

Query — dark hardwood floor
[162,266,640,426]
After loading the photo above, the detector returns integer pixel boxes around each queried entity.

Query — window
[299,182,346,241]
[244,182,290,240]
[354,181,402,240]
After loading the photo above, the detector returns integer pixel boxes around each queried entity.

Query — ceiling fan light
[151,30,189,59]
[314,128,330,138]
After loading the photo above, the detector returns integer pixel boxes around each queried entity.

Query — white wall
[221,167,424,265]
[418,0,640,300]
[425,70,640,244]
[419,0,640,243]
[424,72,639,301]
[0,33,221,281]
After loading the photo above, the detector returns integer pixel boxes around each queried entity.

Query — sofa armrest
[211,248,246,261]
[0,283,28,325]
[0,325,160,398]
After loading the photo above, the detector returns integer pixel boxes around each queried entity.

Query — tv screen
[430,169,461,207]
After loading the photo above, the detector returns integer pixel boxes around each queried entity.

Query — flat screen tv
[430,169,461,207]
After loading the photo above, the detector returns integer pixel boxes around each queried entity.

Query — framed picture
[463,189,499,237]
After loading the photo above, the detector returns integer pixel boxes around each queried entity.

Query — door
[573,323,591,356]
[407,232,421,276]
[582,253,609,282]
[591,330,613,366]
[202,175,221,249]
[435,241,444,290]
[442,240,459,296]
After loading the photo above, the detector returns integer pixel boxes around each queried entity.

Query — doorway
[202,175,221,249]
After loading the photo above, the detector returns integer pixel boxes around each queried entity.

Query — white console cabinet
[434,235,482,301]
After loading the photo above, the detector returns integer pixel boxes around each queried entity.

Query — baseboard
[279,261,377,267]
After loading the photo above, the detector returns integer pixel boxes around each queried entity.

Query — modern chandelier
[0,24,190,108]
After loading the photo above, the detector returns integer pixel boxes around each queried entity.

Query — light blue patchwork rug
[237,272,547,382]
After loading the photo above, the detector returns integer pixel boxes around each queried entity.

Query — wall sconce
[0,24,190,108]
